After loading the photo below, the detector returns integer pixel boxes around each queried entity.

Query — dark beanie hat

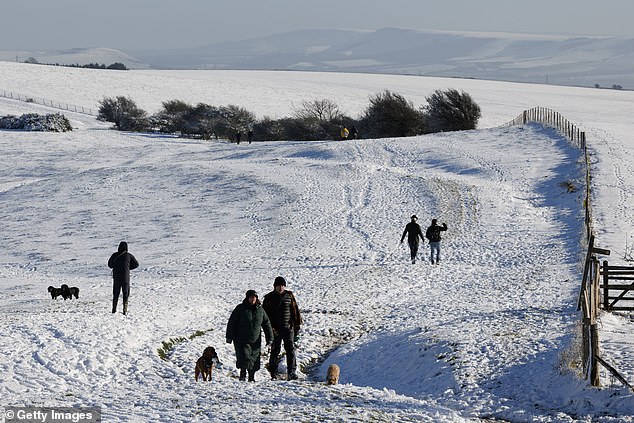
[274,276,286,287]
[245,289,258,298]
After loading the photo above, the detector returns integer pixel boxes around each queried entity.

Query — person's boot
[287,356,298,380]
[123,301,128,315]
[267,365,277,379]
[112,300,117,314]
[248,370,255,382]
[239,368,247,381]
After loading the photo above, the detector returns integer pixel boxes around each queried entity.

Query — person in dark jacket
[400,215,425,264]
[425,218,448,264]
[107,241,139,315]
[262,276,303,380]
[226,290,273,382]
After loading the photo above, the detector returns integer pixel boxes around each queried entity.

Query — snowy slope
[0,64,633,422]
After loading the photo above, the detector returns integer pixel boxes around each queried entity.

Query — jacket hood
[118,242,128,253]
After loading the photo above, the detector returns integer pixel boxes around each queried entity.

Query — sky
[2,0,634,51]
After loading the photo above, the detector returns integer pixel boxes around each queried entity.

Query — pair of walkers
[225,276,302,382]
[106,241,302,383]
[400,215,448,264]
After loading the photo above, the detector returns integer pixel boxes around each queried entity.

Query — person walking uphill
[108,241,139,315]
[262,276,303,380]
[400,215,425,264]
[226,290,273,382]
[425,218,448,264]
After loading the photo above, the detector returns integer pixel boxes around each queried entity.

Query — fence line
[503,106,592,240]
[0,89,96,116]
[504,107,632,391]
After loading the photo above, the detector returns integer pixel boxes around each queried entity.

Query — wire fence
[0,89,96,116]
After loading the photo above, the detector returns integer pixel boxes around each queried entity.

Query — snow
[0,61,633,422]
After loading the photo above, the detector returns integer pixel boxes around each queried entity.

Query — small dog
[48,286,63,299]
[61,284,72,300]
[326,364,340,385]
[68,287,80,299]
[195,347,219,382]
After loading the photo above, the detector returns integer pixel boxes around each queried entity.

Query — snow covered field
[0,62,633,422]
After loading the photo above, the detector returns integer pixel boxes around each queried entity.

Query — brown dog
[326,364,340,385]
[195,347,218,382]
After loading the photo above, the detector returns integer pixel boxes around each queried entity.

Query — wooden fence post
[603,260,609,310]
[590,323,601,386]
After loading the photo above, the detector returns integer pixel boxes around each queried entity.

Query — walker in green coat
[226,290,273,381]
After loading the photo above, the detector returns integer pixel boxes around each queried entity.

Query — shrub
[107,62,128,70]
[423,89,481,133]
[359,90,424,138]
[97,96,149,131]
[153,99,192,134]
[0,113,72,132]
[252,117,340,141]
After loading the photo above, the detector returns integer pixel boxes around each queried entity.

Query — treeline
[97,88,481,141]
[23,58,128,70]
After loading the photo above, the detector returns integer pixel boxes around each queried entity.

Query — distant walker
[108,241,139,315]
[425,219,448,264]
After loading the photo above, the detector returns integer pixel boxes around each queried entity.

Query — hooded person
[262,276,303,380]
[107,241,139,315]
[226,289,274,382]
[400,215,425,264]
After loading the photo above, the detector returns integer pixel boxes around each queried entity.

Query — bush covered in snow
[0,113,73,132]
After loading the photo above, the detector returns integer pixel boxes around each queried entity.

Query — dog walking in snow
[195,346,219,382]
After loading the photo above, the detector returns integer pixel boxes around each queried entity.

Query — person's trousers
[113,280,130,309]
[269,327,296,375]
[430,242,441,262]
[408,241,419,260]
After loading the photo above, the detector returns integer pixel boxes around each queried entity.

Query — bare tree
[293,99,343,122]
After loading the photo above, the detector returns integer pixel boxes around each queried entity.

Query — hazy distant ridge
[153,28,634,88]
[3,28,633,88]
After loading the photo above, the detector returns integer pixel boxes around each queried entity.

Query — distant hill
[2,28,633,89]
[136,28,634,89]
[0,47,150,69]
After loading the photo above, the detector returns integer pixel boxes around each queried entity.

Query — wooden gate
[601,262,634,311]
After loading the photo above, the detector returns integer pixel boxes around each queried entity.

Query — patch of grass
[560,180,577,193]
[189,329,210,340]
[158,336,186,361]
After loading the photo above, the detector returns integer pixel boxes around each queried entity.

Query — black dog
[48,286,63,299]
[61,284,72,300]
[69,287,79,299]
